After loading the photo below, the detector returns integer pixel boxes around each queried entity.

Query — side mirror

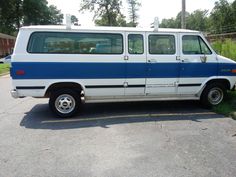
[200,55,207,63]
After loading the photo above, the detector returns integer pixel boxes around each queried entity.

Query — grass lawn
[213,91,236,119]
[0,63,10,75]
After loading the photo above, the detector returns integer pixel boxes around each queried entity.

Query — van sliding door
[145,33,179,96]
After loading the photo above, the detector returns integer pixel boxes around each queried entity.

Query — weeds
[213,91,236,118]
[211,39,236,61]
[211,39,236,118]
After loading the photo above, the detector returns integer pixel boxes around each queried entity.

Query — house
[0,33,16,57]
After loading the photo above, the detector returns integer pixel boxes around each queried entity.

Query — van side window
[128,34,144,54]
[182,35,212,55]
[148,35,175,55]
[27,32,123,54]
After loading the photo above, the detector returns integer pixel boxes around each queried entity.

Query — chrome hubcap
[55,94,75,114]
[208,87,223,105]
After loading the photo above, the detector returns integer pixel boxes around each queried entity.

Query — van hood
[217,55,236,64]
[217,55,236,77]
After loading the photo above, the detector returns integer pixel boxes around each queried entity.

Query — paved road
[0,74,236,177]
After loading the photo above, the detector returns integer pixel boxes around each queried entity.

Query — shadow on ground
[20,101,224,130]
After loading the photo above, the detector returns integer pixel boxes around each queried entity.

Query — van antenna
[154,17,159,31]
[66,14,72,30]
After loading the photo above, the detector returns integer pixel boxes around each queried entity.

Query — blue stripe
[10,62,236,79]
[180,63,218,77]
[218,63,236,76]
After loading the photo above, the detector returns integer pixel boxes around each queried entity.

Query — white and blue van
[10,25,236,117]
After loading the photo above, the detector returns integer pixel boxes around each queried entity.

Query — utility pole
[181,0,186,29]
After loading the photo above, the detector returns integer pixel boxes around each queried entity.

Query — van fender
[44,80,86,97]
[196,76,232,97]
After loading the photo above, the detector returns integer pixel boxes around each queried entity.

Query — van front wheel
[49,89,81,118]
[200,83,226,108]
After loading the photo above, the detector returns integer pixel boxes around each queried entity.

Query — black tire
[49,89,81,118]
[200,83,226,108]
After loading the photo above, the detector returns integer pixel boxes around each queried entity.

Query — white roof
[20,25,199,33]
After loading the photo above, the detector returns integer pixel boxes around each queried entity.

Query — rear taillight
[16,70,25,75]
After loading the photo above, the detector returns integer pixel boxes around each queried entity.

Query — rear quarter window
[27,32,123,54]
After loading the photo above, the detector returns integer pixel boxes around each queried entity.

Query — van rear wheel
[200,83,226,108]
[49,89,81,118]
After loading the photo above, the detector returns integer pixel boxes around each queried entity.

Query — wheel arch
[45,82,85,98]
[204,78,231,90]
[198,77,231,96]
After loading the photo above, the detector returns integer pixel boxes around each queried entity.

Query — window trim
[198,36,213,55]
[27,31,124,55]
[182,35,212,55]
[148,34,176,55]
[128,34,144,55]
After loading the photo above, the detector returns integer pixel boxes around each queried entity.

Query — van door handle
[181,58,190,62]
[148,59,157,63]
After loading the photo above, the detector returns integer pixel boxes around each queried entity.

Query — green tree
[232,1,236,32]
[15,0,23,30]
[0,0,23,35]
[116,14,127,26]
[159,18,178,28]
[23,0,48,25]
[23,0,63,25]
[158,0,236,34]
[71,15,79,24]
[47,5,63,25]
[127,0,141,27]
[187,10,209,31]
[94,13,127,26]
[210,0,234,33]
[176,11,190,28]
[159,11,189,29]
[0,0,63,35]
[160,10,210,32]
[80,0,127,26]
